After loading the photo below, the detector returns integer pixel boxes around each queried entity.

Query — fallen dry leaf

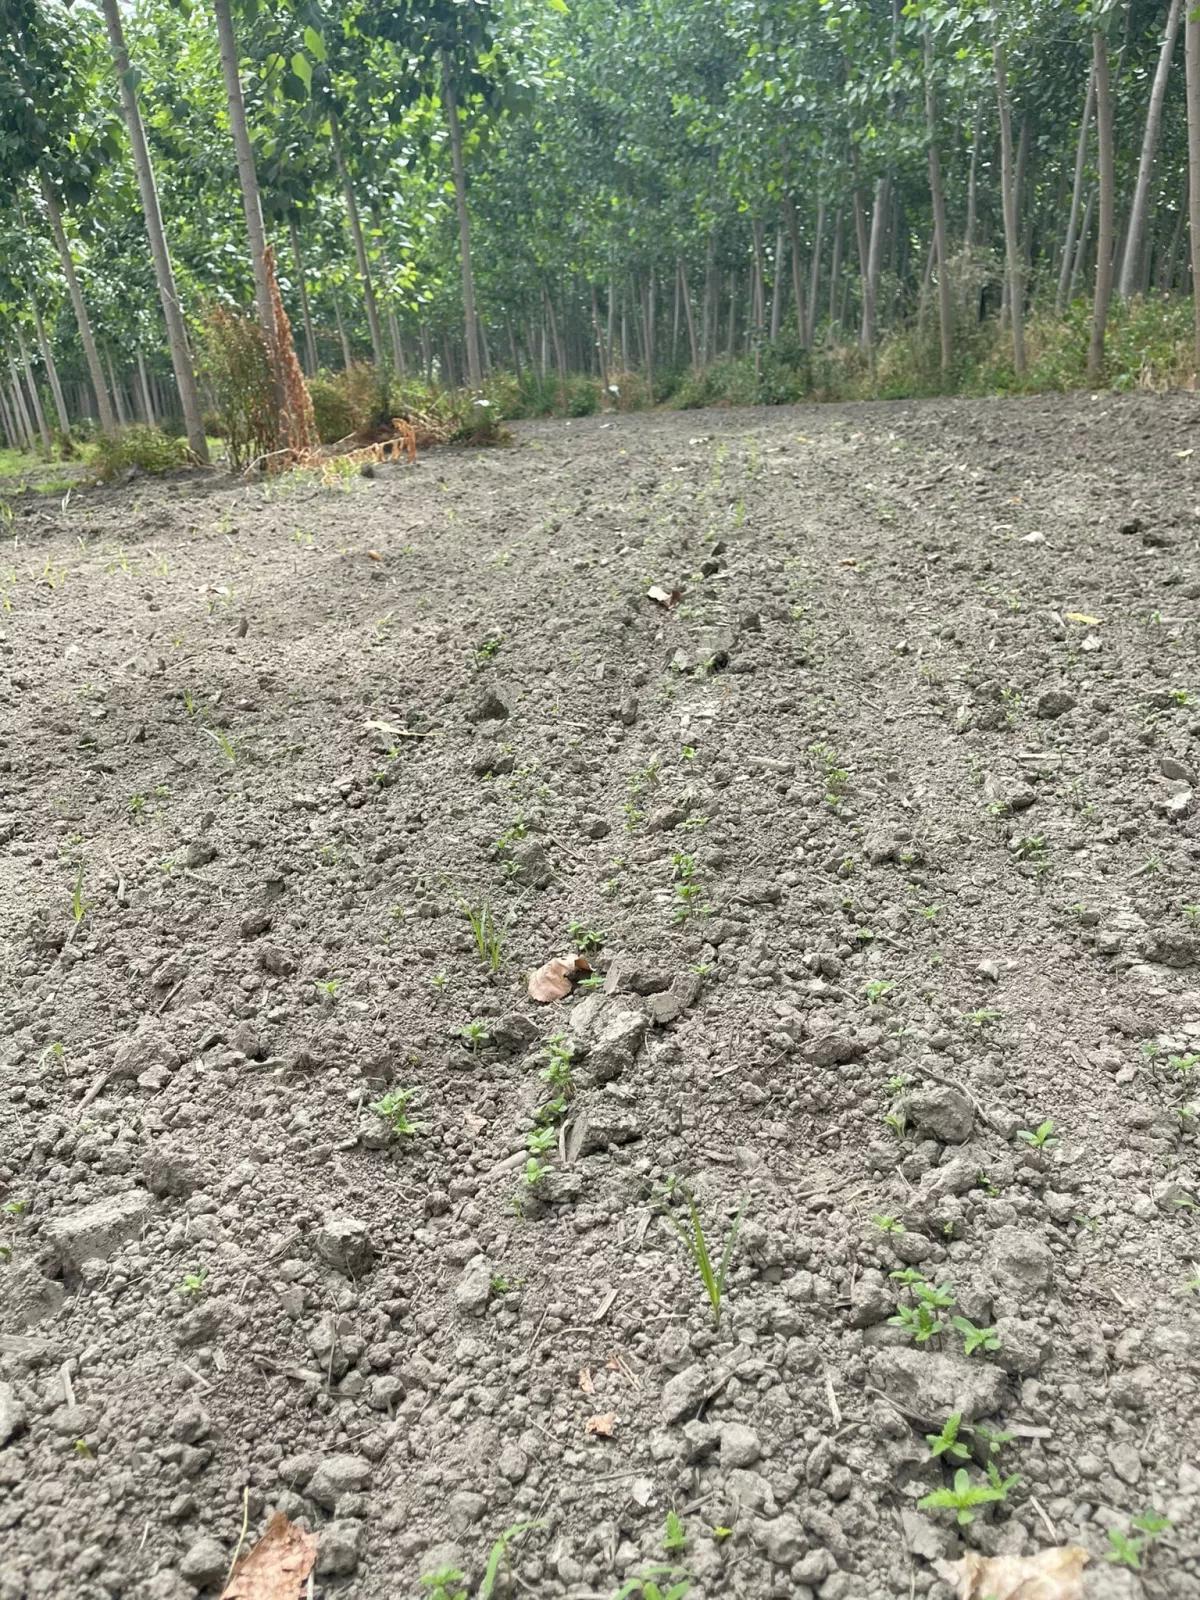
[367,550,383,561]
[647,584,682,608]
[528,954,591,1003]
[935,1546,1088,1600]
[578,1367,595,1394]
[1064,611,1101,626]
[221,1513,317,1600]
[585,1412,617,1437]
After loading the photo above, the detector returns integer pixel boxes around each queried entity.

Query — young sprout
[662,1510,687,1554]
[871,1213,902,1233]
[370,1088,422,1138]
[663,1184,747,1328]
[925,1413,971,1463]
[952,1315,1001,1357]
[461,1019,489,1050]
[1018,1118,1058,1149]
[175,1268,208,1297]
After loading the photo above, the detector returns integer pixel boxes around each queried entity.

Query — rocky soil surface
[2,391,1199,1600]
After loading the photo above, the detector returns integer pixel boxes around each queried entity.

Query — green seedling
[476,636,502,662]
[1018,1119,1058,1149]
[863,979,894,1004]
[917,903,941,921]
[871,1213,901,1233]
[315,978,341,999]
[883,1110,907,1139]
[0,1242,11,1262]
[663,1510,687,1554]
[663,1186,747,1329]
[463,900,503,973]
[2,1198,28,1215]
[461,1019,489,1050]
[429,971,449,993]
[975,1424,1015,1456]
[419,1568,467,1600]
[523,1156,548,1188]
[71,866,88,925]
[918,1462,1018,1526]
[1167,1054,1199,1075]
[952,1315,1001,1356]
[964,1008,1002,1028]
[478,1521,542,1599]
[1183,905,1200,925]
[613,1569,690,1600]
[73,1439,94,1459]
[926,1413,970,1463]
[203,726,238,765]
[370,1088,422,1138]
[889,1301,946,1344]
[568,920,605,952]
[175,1268,208,1297]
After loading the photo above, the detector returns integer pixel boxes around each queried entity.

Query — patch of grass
[463,900,503,973]
[661,1183,747,1328]
[175,1268,209,1297]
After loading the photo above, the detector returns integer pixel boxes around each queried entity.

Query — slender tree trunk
[769,228,786,342]
[1089,28,1116,382]
[679,260,700,367]
[32,301,69,435]
[964,105,981,249]
[40,180,116,433]
[289,218,319,376]
[137,351,156,425]
[101,0,207,460]
[751,220,766,343]
[387,306,406,379]
[591,283,609,389]
[851,168,874,347]
[726,271,736,358]
[807,198,825,346]
[866,176,889,341]
[1120,0,1182,298]
[828,209,843,332]
[1071,188,1097,301]
[441,52,482,389]
[1187,0,1200,366]
[15,328,51,452]
[925,34,954,373]
[333,300,353,369]
[1057,70,1096,313]
[671,261,681,364]
[106,353,128,425]
[328,107,385,370]
[643,268,656,392]
[994,42,1026,376]
[212,0,276,347]
[0,387,17,450]
[1160,179,1187,289]
[8,359,37,451]
[701,233,715,363]
[784,195,808,347]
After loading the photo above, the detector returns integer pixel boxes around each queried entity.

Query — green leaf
[291,53,312,92]
[303,26,326,62]
[547,0,570,12]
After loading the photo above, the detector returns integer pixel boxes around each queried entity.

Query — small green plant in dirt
[1018,1118,1058,1149]
[663,1510,687,1554]
[863,979,894,1004]
[964,1007,1002,1029]
[1011,834,1048,868]
[661,1184,747,1329]
[975,1424,1015,1457]
[370,1088,422,1138]
[671,852,705,923]
[889,1278,955,1343]
[918,1462,1020,1526]
[809,742,850,805]
[871,1213,902,1233]
[175,1268,208,1297]
[461,1019,489,1051]
[2,1198,28,1216]
[1167,1053,1199,1075]
[90,425,188,483]
[203,725,239,766]
[315,978,341,1000]
[420,1568,467,1600]
[1105,1510,1171,1570]
[568,920,605,952]
[476,635,503,663]
[952,1315,1001,1357]
[882,1109,907,1139]
[70,865,88,926]
[463,900,504,973]
[926,1413,971,1463]
[613,1569,690,1600]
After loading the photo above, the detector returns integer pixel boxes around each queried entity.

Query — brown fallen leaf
[585,1412,617,1437]
[221,1513,317,1600]
[934,1546,1089,1600]
[578,1367,595,1394]
[647,584,682,608]
[367,550,383,561]
[527,954,591,1004]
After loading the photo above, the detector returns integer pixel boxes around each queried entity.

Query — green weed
[662,1185,747,1328]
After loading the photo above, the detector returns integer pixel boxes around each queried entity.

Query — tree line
[2,0,1200,456]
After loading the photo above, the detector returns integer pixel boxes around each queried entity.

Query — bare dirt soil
[2,392,1199,1600]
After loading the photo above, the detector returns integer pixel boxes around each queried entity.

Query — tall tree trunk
[851,165,874,348]
[726,271,736,357]
[289,218,320,376]
[8,359,37,451]
[964,105,981,249]
[807,198,825,346]
[1071,188,1097,301]
[643,268,656,391]
[333,300,353,369]
[1187,0,1200,366]
[40,180,116,433]
[1120,0,1182,298]
[678,260,700,367]
[828,209,843,331]
[0,386,18,451]
[387,306,407,379]
[441,52,482,389]
[1057,70,1096,313]
[328,107,385,370]
[101,0,207,460]
[32,301,69,435]
[784,196,808,347]
[15,328,51,453]
[1089,27,1116,382]
[925,34,954,373]
[769,228,786,342]
[212,0,276,347]
[1160,178,1187,289]
[994,42,1027,376]
[137,351,156,425]
[701,234,715,363]
[591,283,609,389]
[106,353,128,426]
[866,176,889,341]
[751,220,766,341]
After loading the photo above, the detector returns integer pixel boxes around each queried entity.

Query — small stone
[900,1510,952,1561]
[891,1230,934,1264]
[1107,1440,1142,1485]
[307,1454,370,1509]
[993,1316,1052,1376]
[757,1514,806,1566]
[987,1226,1053,1293]
[468,685,512,722]
[976,959,1000,983]
[454,1256,493,1317]
[315,1520,363,1577]
[1160,756,1197,784]
[803,1032,866,1068]
[497,1442,529,1482]
[661,1363,708,1423]
[1156,790,1193,823]
[239,910,272,939]
[446,1491,488,1533]
[179,1536,226,1588]
[719,1422,761,1467]
[897,1085,974,1144]
[111,1023,179,1082]
[184,839,217,868]
[848,1274,893,1328]
[314,1215,374,1277]
[1036,690,1075,719]
[869,1347,1007,1428]
[46,1190,152,1270]
[510,839,552,889]
[142,1146,204,1198]
[0,1382,27,1447]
